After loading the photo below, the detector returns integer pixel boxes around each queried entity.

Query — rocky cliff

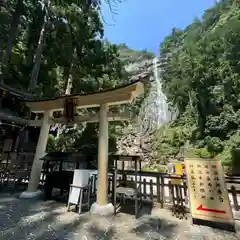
[115,45,159,164]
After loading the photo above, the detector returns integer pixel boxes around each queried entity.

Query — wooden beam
[28,93,133,113]
[29,120,42,127]
[25,81,145,113]
[0,110,29,126]
[29,111,132,126]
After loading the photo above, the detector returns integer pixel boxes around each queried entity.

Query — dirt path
[0,193,240,240]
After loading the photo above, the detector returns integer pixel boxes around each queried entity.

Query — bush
[185,147,213,158]
[142,165,168,173]
[205,136,224,154]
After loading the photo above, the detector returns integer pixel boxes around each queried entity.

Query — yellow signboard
[171,162,183,185]
[185,158,234,228]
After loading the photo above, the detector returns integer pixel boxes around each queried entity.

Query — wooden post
[160,176,164,208]
[96,103,109,205]
[150,179,153,200]
[169,180,174,203]
[156,176,160,203]
[134,156,138,219]
[143,178,147,198]
[183,180,188,204]
[114,168,117,215]
[231,185,239,211]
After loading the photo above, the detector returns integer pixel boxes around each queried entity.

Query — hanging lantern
[64,98,77,122]
[1,89,6,97]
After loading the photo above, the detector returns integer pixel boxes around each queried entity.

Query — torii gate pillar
[90,103,114,215]
[19,110,52,198]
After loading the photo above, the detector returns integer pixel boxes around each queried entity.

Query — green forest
[0,0,151,157]
[2,0,240,172]
[155,0,240,171]
[0,0,129,96]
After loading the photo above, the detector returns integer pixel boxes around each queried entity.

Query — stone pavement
[0,193,240,240]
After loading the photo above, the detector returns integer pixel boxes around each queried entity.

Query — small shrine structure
[19,80,145,215]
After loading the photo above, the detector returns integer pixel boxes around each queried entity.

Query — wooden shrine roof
[0,83,33,98]
[0,110,29,126]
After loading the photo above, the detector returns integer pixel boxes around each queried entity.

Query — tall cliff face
[115,45,162,164]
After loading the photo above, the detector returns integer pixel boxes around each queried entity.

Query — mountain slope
[155,0,240,171]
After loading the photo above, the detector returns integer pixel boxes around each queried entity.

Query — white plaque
[68,170,91,205]
[68,187,81,205]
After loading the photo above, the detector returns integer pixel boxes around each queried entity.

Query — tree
[0,0,24,82]
[0,0,149,154]
[156,0,240,166]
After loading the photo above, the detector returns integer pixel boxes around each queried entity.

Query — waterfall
[117,56,178,158]
[136,57,175,137]
[152,57,174,125]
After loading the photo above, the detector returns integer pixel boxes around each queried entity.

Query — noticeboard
[185,158,235,230]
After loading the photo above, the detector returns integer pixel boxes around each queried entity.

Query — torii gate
[19,80,145,215]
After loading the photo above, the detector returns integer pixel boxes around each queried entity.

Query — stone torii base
[90,203,114,216]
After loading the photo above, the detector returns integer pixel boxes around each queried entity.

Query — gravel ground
[0,193,240,240]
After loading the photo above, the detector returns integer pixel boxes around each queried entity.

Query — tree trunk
[24,3,45,76]
[56,62,74,138]
[28,0,49,91]
[65,63,73,95]
[25,0,49,147]
[0,0,23,82]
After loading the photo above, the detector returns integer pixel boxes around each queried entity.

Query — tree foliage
[0,0,151,154]
[0,0,127,94]
[156,0,240,167]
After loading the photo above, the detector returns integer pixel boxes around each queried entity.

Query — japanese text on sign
[185,158,234,225]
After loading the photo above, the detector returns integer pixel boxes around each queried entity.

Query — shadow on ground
[132,217,178,239]
[3,192,237,240]
[0,192,116,240]
[0,192,81,239]
[86,224,116,240]
[118,199,153,217]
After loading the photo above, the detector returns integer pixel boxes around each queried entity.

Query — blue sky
[102,0,217,54]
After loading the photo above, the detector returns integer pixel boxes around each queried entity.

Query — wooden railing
[2,162,240,212]
[40,168,240,212]
[104,170,240,211]
[104,170,187,209]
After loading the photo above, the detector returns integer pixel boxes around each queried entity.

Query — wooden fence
[2,162,240,212]
[106,170,240,211]
[15,168,240,212]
